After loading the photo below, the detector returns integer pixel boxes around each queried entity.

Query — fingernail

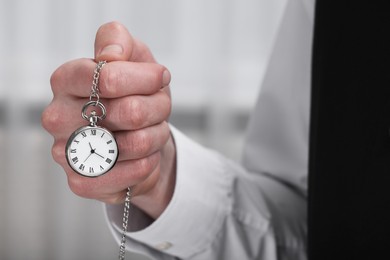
[162,70,171,87]
[99,44,123,56]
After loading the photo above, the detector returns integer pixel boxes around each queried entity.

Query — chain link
[119,187,132,260]
[81,61,107,123]
[90,60,106,104]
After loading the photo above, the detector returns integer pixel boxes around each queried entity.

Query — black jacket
[309,0,390,259]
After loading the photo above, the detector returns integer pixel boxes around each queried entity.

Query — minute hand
[94,151,105,159]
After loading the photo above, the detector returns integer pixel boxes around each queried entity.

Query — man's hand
[42,21,176,219]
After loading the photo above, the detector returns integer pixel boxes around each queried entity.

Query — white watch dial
[66,126,118,177]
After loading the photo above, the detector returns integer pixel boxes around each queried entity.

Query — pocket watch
[65,61,119,177]
[65,106,118,177]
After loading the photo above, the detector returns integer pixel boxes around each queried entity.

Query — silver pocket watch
[65,102,119,177]
[65,61,118,177]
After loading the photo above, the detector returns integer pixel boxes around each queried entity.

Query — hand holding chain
[64,61,132,259]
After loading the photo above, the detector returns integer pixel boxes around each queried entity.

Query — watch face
[66,126,119,177]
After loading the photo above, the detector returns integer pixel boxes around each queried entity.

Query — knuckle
[100,66,119,97]
[67,177,91,199]
[50,66,65,94]
[41,104,61,133]
[131,130,152,156]
[121,98,144,129]
[51,142,65,164]
[131,153,160,182]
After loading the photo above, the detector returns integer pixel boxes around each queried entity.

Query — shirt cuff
[105,125,233,258]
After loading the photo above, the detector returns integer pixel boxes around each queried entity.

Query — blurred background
[0,0,286,259]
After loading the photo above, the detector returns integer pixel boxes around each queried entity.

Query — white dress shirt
[105,0,314,259]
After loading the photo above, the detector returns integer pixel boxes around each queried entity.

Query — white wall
[0,0,286,259]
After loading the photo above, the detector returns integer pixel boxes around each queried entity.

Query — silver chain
[81,61,108,124]
[119,187,132,260]
[90,60,107,104]
[89,61,132,259]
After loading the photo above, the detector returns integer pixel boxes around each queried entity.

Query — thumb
[94,21,155,62]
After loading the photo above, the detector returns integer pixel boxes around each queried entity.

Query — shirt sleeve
[104,125,307,260]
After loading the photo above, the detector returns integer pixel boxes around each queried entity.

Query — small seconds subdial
[65,126,119,177]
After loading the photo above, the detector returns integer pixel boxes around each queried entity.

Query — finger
[42,97,86,139]
[50,58,95,98]
[43,87,170,143]
[50,124,169,174]
[103,91,171,131]
[115,122,170,161]
[94,21,156,63]
[98,61,170,98]
[50,59,171,98]
[65,152,161,201]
